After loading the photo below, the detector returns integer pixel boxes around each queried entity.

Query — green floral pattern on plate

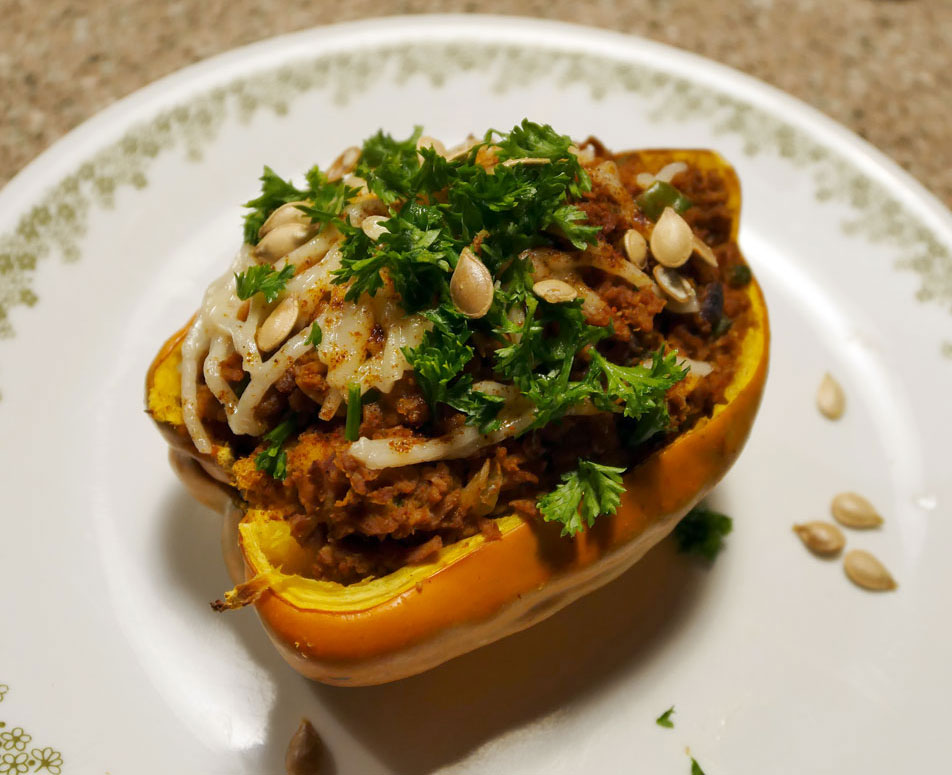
[0,41,949,362]
[0,685,63,773]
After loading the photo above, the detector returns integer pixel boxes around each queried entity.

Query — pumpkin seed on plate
[831,492,883,529]
[816,372,846,420]
[793,521,845,557]
[843,549,897,591]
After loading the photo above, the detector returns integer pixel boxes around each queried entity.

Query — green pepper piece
[635,181,693,221]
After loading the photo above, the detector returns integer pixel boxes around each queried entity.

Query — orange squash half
[146,149,769,686]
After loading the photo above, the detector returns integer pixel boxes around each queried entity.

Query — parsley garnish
[304,322,323,347]
[690,757,707,775]
[674,504,733,561]
[254,415,296,480]
[402,308,505,433]
[234,264,295,303]
[242,166,307,244]
[241,166,356,243]
[589,349,687,421]
[538,459,625,537]
[656,706,676,728]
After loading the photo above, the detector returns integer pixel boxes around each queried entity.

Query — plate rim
[1,13,950,238]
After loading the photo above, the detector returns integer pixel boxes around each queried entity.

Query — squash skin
[146,149,769,686]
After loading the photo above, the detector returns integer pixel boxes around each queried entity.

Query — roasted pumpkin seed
[360,214,389,241]
[793,521,846,556]
[817,373,846,420]
[416,135,447,157]
[532,279,577,304]
[255,222,314,263]
[258,201,310,239]
[843,549,897,591]
[693,235,719,267]
[831,492,883,529]
[326,146,360,181]
[650,207,694,268]
[257,296,299,352]
[450,247,494,319]
[653,265,695,304]
[623,228,647,267]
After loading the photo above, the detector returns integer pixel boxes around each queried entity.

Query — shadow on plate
[160,486,715,775]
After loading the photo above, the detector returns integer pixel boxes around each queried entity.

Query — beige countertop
[1,0,950,207]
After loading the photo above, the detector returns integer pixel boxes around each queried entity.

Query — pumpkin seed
[817,373,846,420]
[450,247,494,319]
[257,296,299,352]
[360,214,389,241]
[416,135,447,157]
[653,265,695,304]
[285,718,324,775]
[693,234,719,267]
[650,207,694,268]
[793,521,845,556]
[831,492,883,529]
[258,201,310,240]
[326,146,360,181]
[532,278,577,303]
[843,549,897,591]
[255,222,314,263]
[623,228,647,267]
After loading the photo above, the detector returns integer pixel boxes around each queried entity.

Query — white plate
[1,15,950,775]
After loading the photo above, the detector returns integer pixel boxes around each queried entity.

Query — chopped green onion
[345,383,362,441]
[727,264,752,288]
[635,181,692,221]
[254,414,297,480]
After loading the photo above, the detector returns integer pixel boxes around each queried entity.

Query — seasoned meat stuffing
[198,145,751,584]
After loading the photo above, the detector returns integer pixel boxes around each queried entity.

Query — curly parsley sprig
[538,459,626,537]
[234,264,295,303]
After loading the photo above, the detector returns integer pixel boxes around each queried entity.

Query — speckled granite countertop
[1,0,950,207]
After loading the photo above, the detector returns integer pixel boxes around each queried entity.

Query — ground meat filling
[205,151,752,585]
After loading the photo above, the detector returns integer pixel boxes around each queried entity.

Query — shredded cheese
[179,219,425,452]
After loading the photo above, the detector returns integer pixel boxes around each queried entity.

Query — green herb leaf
[690,757,707,775]
[538,459,626,537]
[241,165,357,244]
[636,181,693,221]
[298,170,359,226]
[674,504,733,561]
[334,202,456,310]
[345,383,362,442]
[494,119,575,162]
[656,706,676,728]
[254,415,296,480]
[304,322,323,347]
[547,204,601,249]
[590,349,687,422]
[234,264,295,303]
[355,126,424,205]
[403,308,505,433]
[242,167,308,244]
